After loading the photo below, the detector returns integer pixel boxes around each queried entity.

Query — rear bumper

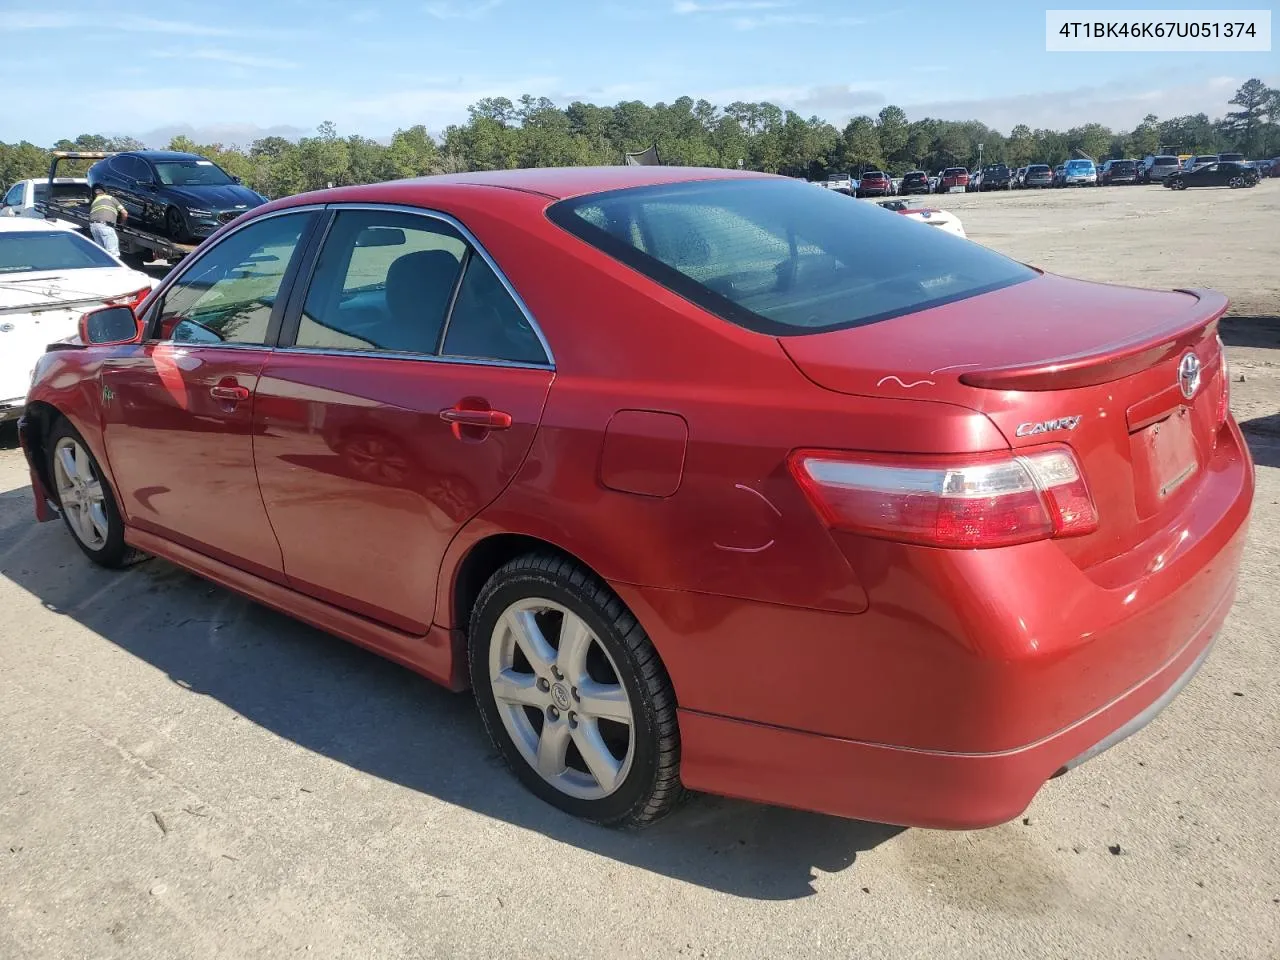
[677,618,1220,829]
[0,399,25,424]
[616,420,1253,827]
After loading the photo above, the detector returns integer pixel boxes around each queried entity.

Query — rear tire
[469,553,683,827]
[46,419,141,569]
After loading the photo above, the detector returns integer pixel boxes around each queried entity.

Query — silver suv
[1140,155,1181,182]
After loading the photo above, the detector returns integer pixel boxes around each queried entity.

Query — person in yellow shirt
[88,186,127,257]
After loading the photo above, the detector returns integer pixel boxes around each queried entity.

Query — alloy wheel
[52,437,109,550]
[488,598,635,800]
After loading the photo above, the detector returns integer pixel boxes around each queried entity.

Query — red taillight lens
[788,446,1097,548]
[109,287,152,311]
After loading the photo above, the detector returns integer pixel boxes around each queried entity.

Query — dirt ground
[1,182,1278,960]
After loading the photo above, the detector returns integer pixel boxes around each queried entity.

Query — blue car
[1057,159,1098,187]
[87,150,268,243]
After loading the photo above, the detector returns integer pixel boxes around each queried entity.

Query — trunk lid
[780,273,1230,569]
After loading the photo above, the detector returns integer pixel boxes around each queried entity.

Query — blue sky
[2,1,1275,146]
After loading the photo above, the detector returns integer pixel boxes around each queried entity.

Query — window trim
[141,204,327,348]
[275,202,554,370]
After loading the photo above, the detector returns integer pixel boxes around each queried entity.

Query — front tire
[165,206,188,242]
[46,420,138,568]
[469,553,683,827]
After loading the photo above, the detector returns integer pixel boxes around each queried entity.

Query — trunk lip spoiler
[958,288,1228,392]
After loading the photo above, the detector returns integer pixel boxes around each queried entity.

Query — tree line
[3,79,1276,199]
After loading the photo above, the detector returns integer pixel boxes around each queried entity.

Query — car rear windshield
[547,178,1034,336]
[1027,165,1050,173]
[0,230,117,273]
[1066,160,1094,172]
[1113,160,1135,171]
[943,168,966,176]
[1153,157,1178,165]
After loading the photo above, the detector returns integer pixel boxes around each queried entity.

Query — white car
[0,218,155,422]
[873,198,968,239]
[1,178,92,229]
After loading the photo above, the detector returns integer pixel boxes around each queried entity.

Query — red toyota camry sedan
[19,167,1253,829]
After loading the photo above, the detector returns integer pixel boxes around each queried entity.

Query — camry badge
[1178,352,1202,400]
[1015,415,1083,437]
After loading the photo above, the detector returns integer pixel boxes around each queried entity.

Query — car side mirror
[232,175,243,184]
[79,305,142,345]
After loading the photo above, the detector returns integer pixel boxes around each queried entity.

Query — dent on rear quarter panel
[431,186,1009,623]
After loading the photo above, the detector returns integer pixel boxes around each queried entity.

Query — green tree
[840,116,883,173]
[1223,78,1274,156]
[875,105,909,169]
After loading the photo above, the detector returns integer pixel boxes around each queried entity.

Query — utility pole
[977,143,984,170]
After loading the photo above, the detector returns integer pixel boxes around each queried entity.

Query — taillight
[1215,335,1230,430]
[788,445,1097,548]
[109,287,152,311]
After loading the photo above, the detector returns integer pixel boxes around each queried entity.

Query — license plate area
[1132,407,1199,519]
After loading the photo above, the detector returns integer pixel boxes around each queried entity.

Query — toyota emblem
[1178,352,1202,400]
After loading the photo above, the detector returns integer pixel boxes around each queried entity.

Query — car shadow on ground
[0,483,902,900]
[1219,315,1280,350]
[1241,414,1280,469]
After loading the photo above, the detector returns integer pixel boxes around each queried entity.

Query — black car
[978,163,1012,190]
[86,150,267,242]
[898,170,931,194]
[1164,161,1260,190]
[1100,159,1139,185]
[1022,163,1054,188]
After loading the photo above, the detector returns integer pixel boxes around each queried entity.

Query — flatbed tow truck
[33,151,198,268]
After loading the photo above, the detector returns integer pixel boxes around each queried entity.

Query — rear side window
[548,178,1033,336]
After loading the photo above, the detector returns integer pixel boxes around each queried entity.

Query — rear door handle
[210,381,250,402]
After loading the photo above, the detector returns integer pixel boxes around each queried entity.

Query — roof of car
[387,165,772,200]
[0,217,74,234]
[124,150,208,161]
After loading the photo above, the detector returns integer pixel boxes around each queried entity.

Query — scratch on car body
[930,363,981,375]
[714,539,776,554]
[734,483,782,517]
[876,375,936,389]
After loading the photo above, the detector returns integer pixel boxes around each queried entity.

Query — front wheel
[469,553,683,827]
[47,420,139,568]
[165,206,187,242]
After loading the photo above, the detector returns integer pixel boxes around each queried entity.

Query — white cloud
[0,11,79,29]
[902,74,1280,133]
[673,1,789,12]
[115,15,241,36]
[731,13,861,28]
[424,0,503,19]
[151,49,298,70]
[0,10,242,35]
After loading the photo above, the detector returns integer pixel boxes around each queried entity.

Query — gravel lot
[2,182,1278,960]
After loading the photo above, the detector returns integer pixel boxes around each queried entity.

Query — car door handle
[439,407,512,429]
[210,382,250,402]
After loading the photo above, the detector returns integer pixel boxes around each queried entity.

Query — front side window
[296,210,466,354]
[153,212,314,345]
[3,183,24,207]
[549,178,1033,335]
